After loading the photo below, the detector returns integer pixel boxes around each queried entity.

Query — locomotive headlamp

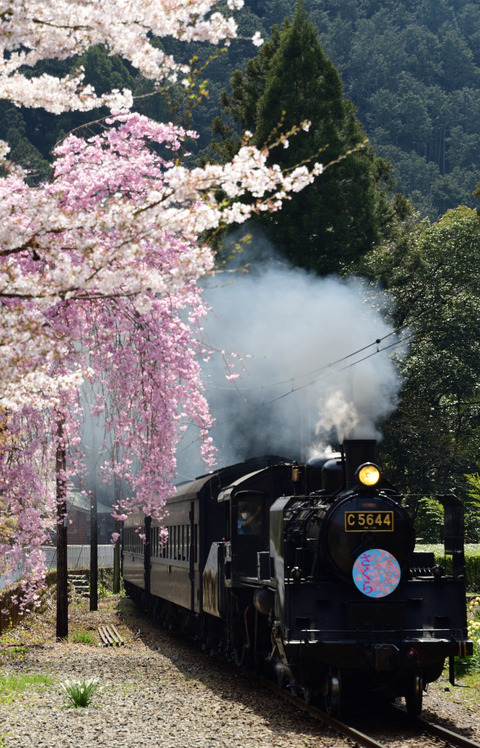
[357,463,381,487]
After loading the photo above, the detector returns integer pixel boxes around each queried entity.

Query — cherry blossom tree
[0,1,323,608]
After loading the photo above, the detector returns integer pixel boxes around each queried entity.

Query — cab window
[236,495,263,536]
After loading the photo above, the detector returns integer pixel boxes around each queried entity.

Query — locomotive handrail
[293,627,464,635]
[288,627,466,642]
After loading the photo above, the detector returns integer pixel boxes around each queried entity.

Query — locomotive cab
[232,490,268,578]
[216,462,300,585]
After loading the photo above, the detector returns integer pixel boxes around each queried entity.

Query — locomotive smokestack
[343,439,377,489]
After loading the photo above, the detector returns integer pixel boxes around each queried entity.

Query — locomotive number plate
[345,511,394,532]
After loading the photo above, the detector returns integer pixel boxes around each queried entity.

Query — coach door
[232,490,267,579]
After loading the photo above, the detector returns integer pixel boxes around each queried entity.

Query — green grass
[70,629,94,644]
[0,673,53,704]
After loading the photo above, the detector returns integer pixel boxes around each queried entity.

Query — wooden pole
[113,518,120,594]
[90,491,98,611]
[56,419,68,640]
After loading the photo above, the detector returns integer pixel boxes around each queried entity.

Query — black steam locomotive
[122,439,472,716]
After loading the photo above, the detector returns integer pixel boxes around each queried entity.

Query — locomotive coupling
[368,643,400,671]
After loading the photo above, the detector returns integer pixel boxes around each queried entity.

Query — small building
[66,493,115,545]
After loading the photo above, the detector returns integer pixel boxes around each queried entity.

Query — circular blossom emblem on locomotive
[352,549,401,598]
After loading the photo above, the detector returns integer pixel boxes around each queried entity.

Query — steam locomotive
[122,439,472,716]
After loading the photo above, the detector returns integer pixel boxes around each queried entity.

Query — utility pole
[90,492,98,611]
[56,419,68,639]
[113,518,120,594]
[113,471,121,593]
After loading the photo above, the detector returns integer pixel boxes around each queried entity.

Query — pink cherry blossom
[0,2,325,610]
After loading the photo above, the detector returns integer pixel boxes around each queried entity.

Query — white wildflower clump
[61,678,101,708]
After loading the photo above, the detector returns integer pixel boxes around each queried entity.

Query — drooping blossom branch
[0,113,321,411]
[0,1,325,609]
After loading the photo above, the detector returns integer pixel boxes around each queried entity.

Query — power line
[257,330,414,408]
[185,267,480,449]
[207,328,406,393]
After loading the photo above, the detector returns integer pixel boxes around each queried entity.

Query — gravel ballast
[1,593,479,748]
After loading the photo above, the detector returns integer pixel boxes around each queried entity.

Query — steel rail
[416,716,480,748]
[255,674,388,748]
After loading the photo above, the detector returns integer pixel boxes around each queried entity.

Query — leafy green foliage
[366,207,480,502]
[212,3,396,275]
[464,474,480,542]
[413,497,444,542]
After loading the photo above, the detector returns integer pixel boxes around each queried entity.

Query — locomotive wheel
[273,654,289,689]
[301,684,312,705]
[405,672,423,717]
[323,670,341,717]
[234,644,244,667]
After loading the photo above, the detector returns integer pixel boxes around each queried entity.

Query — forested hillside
[234,0,480,219]
[307,0,480,218]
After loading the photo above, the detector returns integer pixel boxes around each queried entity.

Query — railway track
[258,674,480,748]
[128,601,480,748]
[413,713,480,748]
[261,678,387,748]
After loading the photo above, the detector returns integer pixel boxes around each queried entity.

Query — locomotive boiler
[122,439,472,716]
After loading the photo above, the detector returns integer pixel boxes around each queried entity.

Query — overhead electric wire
[207,327,407,393]
[264,331,416,407]
[179,327,414,456]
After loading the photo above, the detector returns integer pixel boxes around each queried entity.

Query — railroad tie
[98,624,124,647]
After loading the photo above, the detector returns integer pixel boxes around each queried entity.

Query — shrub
[417,544,480,592]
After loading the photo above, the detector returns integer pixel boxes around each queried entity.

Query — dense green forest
[210,6,400,274]
[235,0,480,219]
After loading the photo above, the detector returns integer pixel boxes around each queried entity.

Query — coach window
[185,525,190,562]
[151,526,159,558]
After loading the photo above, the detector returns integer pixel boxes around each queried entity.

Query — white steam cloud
[177,235,404,481]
